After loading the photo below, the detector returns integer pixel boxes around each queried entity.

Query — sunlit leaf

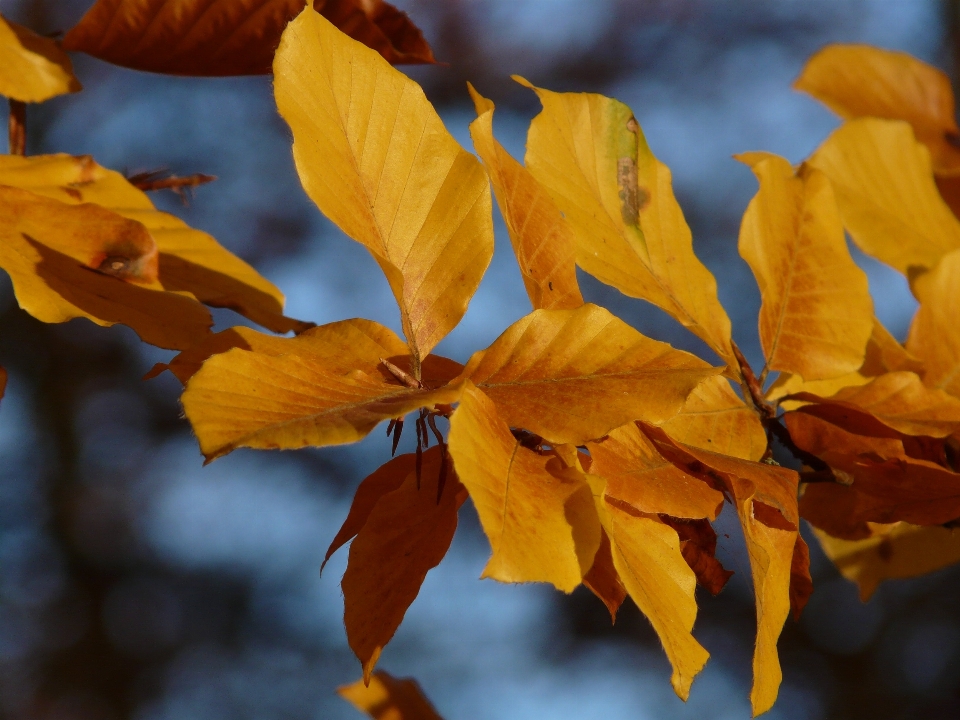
[338,671,445,720]
[461,303,720,445]
[467,84,582,311]
[808,118,960,276]
[274,7,492,371]
[0,13,81,103]
[342,447,464,681]
[63,0,434,76]
[737,152,872,380]
[907,248,960,397]
[516,77,736,369]
[448,383,601,592]
[795,44,960,172]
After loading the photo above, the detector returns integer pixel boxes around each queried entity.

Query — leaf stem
[8,99,26,156]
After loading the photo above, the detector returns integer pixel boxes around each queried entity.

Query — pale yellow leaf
[0,13,81,103]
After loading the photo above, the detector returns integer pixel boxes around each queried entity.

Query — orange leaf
[789,536,813,621]
[461,304,720,445]
[342,447,464,682]
[274,7,491,370]
[467,84,583,311]
[447,383,601,592]
[582,529,627,623]
[182,321,463,461]
[907,248,960,397]
[660,516,734,596]
[0,13,81,103]
[338,671,444,720]
[62,0,434,76]
[736,152,873,380]
[795,44,960,173]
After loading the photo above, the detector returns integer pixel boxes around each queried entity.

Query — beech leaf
[0,13,81,103]
[907,248,960,397]
[274,6,493,371]
[660,516,734,596]
[582,529,628,623]
[338,671,444,720]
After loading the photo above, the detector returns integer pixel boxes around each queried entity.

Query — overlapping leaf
[460,303,720,445]
[338,671,445,720]
[467,84,582,311]
[907,248,960,397]
[516,78,736,369]
[737,152,873,380]
[582,529,627,622]
[274,7,492,372]
[0,13,81,102]
[63,0,435,76]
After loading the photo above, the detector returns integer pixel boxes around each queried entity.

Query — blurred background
[1,0,959,717]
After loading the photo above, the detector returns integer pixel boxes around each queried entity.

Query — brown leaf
[342,447,464,681]
[0,13,81,103]
[789,536,813,621]
[62,0,434,76]
[338,671,444,720]
[660,516,733,596]
[582,529,627,623]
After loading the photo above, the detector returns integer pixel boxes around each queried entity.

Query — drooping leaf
[467,84,583,311]
[813,523,960,601]
[789,536,813,621]
[582,529,628,623]
[63,0,434,76]
[182,320,463,461]
[807,118,960,276]
[907,248,960,397]
[342,447,464,682]
[586,422,724,520]
[338,671,445,720]
[0,154,304,334]
[447,383,601,592]
[660,515,734,596]
[461,303,720,445]
[0,13,81,103]
[736,152,873,380]
[795,44,960,172]
[663,375,767,461]
[516,78,736,369]
[274,7,492,371]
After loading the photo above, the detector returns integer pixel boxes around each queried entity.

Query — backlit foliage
[2,4,960,717]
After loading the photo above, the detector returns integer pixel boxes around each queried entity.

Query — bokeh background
[2,0,960,718]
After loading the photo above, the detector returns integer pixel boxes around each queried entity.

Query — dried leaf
[582,529,627,623]
[788,536,813,621]
[0,365,6,403]
[342,447,464,681]
[516,77,736,368]
[0,13,81,103]
[461,304,720,445]
[795,44,960,172]
[447,383,601,592]
[660,516,734,596]
[63,0,434,76]
[274,7,492,370]
[338,671,444,720]
[807,118,960,276]
[467,84,582,310]
[907,248,960,397]
[736,152,873,380]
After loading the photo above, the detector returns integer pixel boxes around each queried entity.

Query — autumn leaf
[0,365,6,404]
[342,447,464,681]
[789,536,813,621]
[516,77,736,369]
[460,303,720,445]
[274,7,492,373]
[582,529,628,623]
[907,248,960,397]
[807,118,960,276]
[659,516,734,596]
[63,0,434,77]
[447,383,600,592]
[338,671,444,720]
[182,320,464,461]
[663,376,767,461]
[0,13,81,103]
[0,153,305,335]
[795,44,960,173]
[736,152,873,380]
[467,84,583,311]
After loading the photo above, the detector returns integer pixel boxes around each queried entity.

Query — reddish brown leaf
[789,536,813,621]
[660,516,733,596]
[582,529,627,623]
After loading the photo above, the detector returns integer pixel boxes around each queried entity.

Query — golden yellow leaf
[182,321,463,461]
[795,44,960,172]
[447,383,600,592]
[907,248,960,397]
[807,118,960,276]
[0,13,81,103]
[586,422,724,520]
[342,447,464,682]
[274,7,493,371]
[338,671,444,720]
[467,84,582,311]
[663,375,767,461]
[814,524,960,602]
[0,186,214,349]
[460,303,720,445]
[0,154,304,334]
[736,152,873,380]
[63,0,435,76]
[516,77,735,369]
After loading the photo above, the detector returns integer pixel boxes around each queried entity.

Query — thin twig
[126,169,216,205]
[380,357,421,388]
[8,99,26,156]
